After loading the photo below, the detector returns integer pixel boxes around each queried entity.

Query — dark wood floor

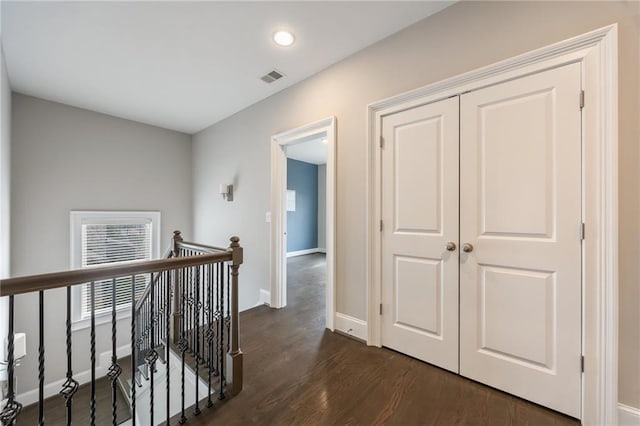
[180,253,579,425]
[17,376,131,425]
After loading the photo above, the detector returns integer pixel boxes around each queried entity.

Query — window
[70,211,160,327]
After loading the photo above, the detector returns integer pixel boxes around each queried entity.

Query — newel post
[226,236,243,395]
[171,230,183,344]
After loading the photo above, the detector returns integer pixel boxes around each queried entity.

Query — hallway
[184,253,578,425]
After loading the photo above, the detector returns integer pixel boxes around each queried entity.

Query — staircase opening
[0,231,244,426]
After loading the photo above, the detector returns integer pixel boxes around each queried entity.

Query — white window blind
[70,211,160,322]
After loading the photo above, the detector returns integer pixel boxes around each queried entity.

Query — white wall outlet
[265,212,271,223]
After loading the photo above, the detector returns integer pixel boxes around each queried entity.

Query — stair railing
[0,231,243,426]
[131,246,173,388]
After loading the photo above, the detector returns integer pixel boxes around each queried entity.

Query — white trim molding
[334,313,367,342]
[17,344,131,407]
[286,248,322,258]
[270,117,337,331]
[365,25,618,425]
[258,289,271,307]
[69,210,161,329]
[618,404,640,426]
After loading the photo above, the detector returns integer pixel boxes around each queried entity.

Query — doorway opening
[270,117,336,330]
[286,139,327,312]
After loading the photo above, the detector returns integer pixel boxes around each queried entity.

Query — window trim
[70,211,161,331]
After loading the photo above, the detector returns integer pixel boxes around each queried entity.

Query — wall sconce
[219,184,234,202]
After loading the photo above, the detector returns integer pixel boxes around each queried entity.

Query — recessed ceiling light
[273,31,295,47]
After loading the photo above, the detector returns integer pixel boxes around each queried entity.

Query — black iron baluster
[198,264,204,366]
[131,275,137,426]
[162,274,166,344]
[138,311,141,374]
[107,278,122,426]
[214,262,220,378]
[140,300,144,360]
[218,263,226,400]
[214,262,219,379]
[226,263,231,354]
[189,267,197,354]
[90,282,96,426]
[186,262,191,354]
[146,273,158,426]
[191,252,196,355]
[140,298,144,358]
[206,263,214,407]
[184,258,188,354]
[166,270,171,424]
[179,268,187,424]
[0,296,22,426]
[60,287,78,425]
[158,273,162,349]
[207,263,211,369]
[158,273,163,347]
[154,273,158,350]
[144,296,148,364]
[206,263,211,369]
[38,291,45,425]
[193,265,201,416]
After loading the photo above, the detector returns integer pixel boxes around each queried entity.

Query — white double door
[380,63,582,417]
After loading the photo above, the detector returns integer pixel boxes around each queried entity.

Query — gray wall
[0,45,11,375]
[192,1,640,407]
[11,94,192,393]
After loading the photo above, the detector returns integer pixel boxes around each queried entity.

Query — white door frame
[270,117,336,330]
[366,26,618,425]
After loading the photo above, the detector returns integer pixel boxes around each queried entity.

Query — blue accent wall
[287,159,318,252]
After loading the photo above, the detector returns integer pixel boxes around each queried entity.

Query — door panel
[460,63,582,417]
[394,117,442,233]
[381,97,459,373]
[479,265,555,368]
[480,88,554,238]
[395,256,442,336]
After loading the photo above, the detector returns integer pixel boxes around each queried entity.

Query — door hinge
[580,90,585,109]
[581,355,585,372]
[379,303,383,315]
[380,136,384,148]
[580,222,586,240]
[380,220,383,232]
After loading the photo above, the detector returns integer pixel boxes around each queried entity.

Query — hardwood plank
[17,376,131,425]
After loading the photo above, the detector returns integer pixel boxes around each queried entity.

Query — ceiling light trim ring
[273,30,295,47]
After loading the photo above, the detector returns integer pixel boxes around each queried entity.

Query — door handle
[446,242,456,251]
[462,243,474,253]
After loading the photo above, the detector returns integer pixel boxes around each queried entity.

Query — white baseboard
[619,403,640,425]
[258,289,271,306]
[317,248,326,253]
[286,248,322,258]
[334,312,367,341]
[17,344,131,407]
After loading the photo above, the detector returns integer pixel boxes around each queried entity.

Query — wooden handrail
[0,251,232,297]
[177,240,228,254]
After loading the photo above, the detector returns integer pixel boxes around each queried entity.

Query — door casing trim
[365,25,618,424]
[270,117,336,331]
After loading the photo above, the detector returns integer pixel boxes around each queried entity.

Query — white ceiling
[1,1,453,134]
[286,135,327,165]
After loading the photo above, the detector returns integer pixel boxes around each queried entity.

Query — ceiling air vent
[260,69,284,84]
